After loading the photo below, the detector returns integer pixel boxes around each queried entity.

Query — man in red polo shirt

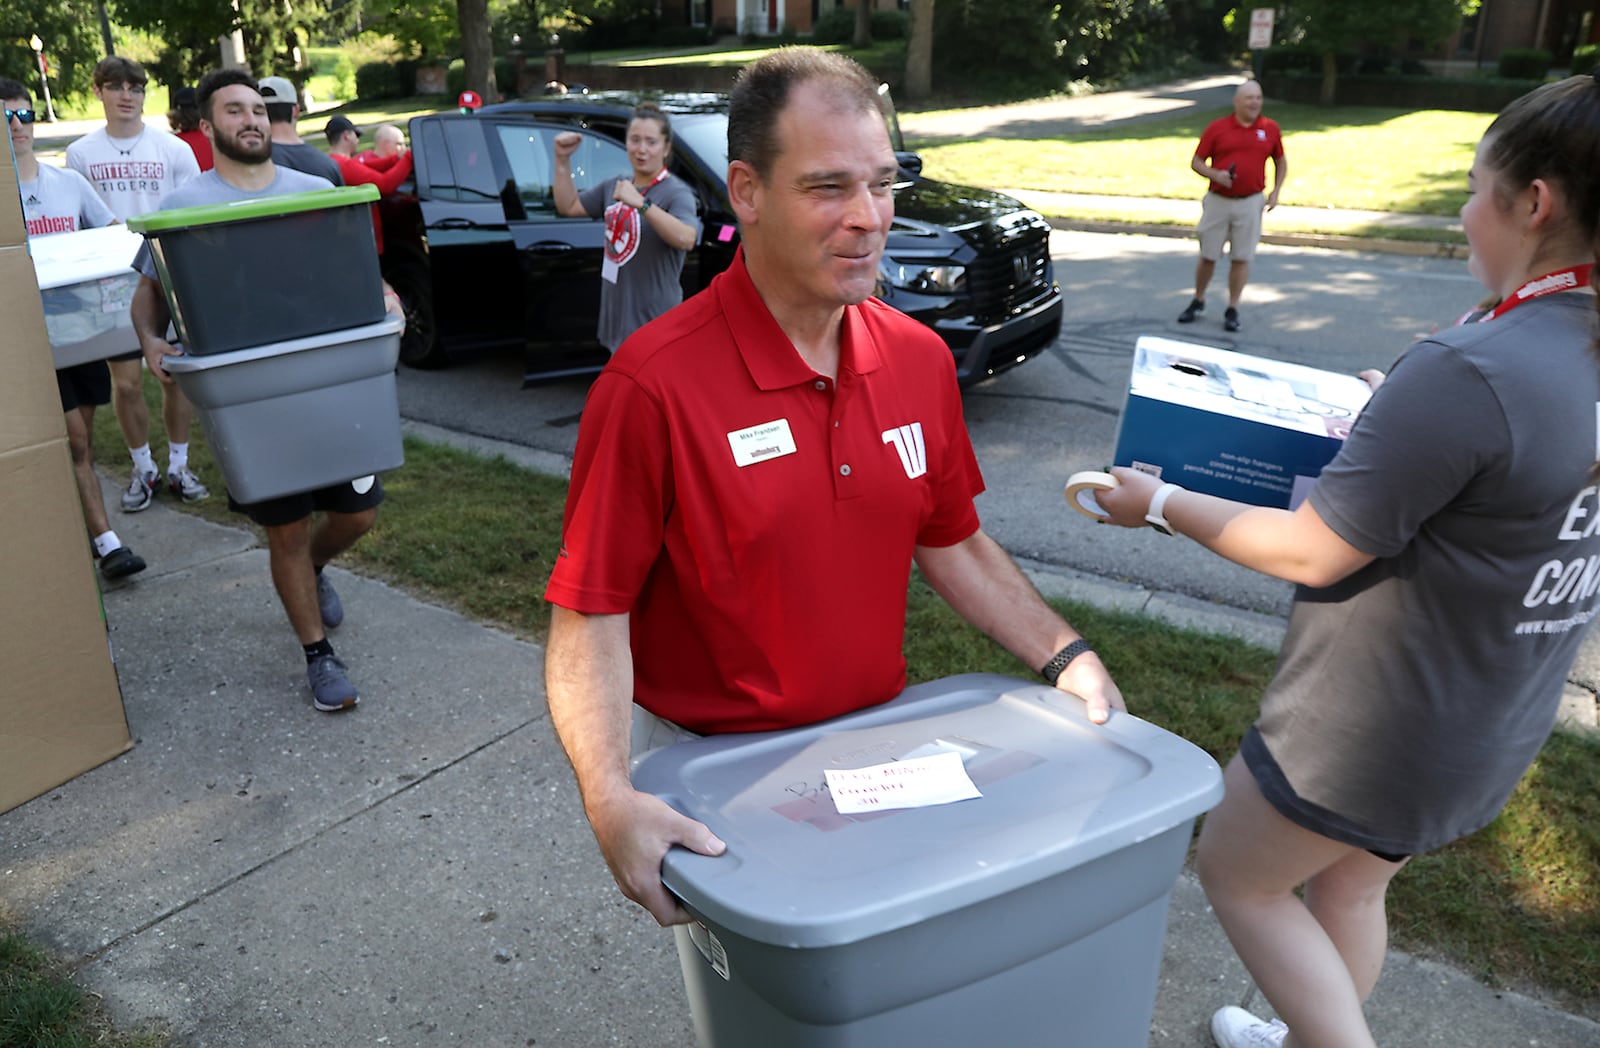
[543,48,1125,927]
[1176,80,1287,333]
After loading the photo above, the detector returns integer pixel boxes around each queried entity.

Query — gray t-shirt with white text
[1246,291,1600,853]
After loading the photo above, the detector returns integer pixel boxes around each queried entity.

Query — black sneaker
[317,572,344,629]
[1177,299,1204,323]
[307,653,359,712]
[1224,307,1241,332]
[98,546,147,580]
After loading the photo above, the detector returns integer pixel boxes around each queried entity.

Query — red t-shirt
[330,151,413,254]
[176,128,214,172]
[1194,114,1284,198]
[544,250,985,733]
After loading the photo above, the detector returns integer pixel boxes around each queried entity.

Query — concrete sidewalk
[3,468,1598,1047]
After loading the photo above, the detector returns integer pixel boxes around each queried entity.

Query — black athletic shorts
[108,348,142,363]
[57,360,112,412]
[229,475,386,528]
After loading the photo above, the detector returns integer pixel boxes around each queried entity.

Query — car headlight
[877,260,965,294]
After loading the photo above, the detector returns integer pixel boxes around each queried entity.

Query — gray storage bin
[163,316,404,503]
[127,186,383,355]
[632,673,1225,1048]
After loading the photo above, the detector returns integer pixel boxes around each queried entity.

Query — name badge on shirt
[601,256,619,284]
[727,418,798,467]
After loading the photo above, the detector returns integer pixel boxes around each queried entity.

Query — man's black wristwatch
[1041,639,1094,685]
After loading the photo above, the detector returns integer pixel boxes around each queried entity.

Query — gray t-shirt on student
[1245,291,1600,854]
[271,141,343,187]
[135,167,334,280]
[578,174,700,351]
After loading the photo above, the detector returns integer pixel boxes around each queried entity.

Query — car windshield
[672,112,728,181]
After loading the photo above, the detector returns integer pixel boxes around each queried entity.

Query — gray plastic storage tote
[631,672,1225,1048]
[162,315,404,503]
[127,185,383,355]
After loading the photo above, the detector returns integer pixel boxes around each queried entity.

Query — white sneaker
[1211,1005,1288,1048]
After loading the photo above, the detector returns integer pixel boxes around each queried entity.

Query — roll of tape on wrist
[1064,470,1119,518]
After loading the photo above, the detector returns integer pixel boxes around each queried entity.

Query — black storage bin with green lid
[127,185,382,356]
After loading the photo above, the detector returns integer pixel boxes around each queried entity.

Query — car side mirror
[895,150,922,179]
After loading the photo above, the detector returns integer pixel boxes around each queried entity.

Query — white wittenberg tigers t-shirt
[66,125,200,221]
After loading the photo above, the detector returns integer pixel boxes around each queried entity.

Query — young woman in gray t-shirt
[1097,75,1600,1048]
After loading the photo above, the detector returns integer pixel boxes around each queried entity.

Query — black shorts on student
[57,360,112,413]
[229,476,386,528]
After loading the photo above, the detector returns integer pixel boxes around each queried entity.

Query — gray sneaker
[120,468,159,512]
[316,572,344,629]
[306,653,359,712]
[167,465,210,503]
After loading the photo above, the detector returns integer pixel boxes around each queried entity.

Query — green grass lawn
[74,373,1600,1017]
[909,104,1490,217]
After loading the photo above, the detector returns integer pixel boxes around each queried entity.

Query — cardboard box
[0,151,132,816]
[0,147,26,248]
[0,441,132,814]
[1113,336,1373,510]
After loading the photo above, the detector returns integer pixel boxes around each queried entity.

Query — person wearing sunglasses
[64,55,207,517]
[5,77,146,581]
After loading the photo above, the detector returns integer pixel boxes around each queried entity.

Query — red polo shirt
[1195,113,1284,198]
[544,249,985,733]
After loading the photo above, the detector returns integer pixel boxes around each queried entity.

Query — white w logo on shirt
[881,422,927,479]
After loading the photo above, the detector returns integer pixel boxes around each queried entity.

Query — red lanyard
[1480,264,1594,322]
[639,166,670,198]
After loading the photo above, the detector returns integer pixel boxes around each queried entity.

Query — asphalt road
[395,227,1483,620]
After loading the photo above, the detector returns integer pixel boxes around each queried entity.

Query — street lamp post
[28,35,57,123]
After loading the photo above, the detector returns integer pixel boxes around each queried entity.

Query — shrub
[932,0,1060,96]
[809,6,854,43]
[871,9,908,39]
[1498,47,1552,79]
[355,61,405,100]
[1260,44,1359,76]
[655,24,716,48]
[1572,44,1600,77]
[446,56,516,98]
[809,6,906,44]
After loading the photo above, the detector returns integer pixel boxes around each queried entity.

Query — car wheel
[383,244,446,369]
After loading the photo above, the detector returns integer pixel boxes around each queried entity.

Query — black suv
[382,87,1062,387]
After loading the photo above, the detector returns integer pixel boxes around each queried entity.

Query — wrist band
[1041,639,1094,685]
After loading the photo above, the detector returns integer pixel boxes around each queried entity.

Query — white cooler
[29,225,145,370]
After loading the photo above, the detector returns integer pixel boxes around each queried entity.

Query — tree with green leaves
[905,0,933,98]
[854,0,872,48]
[113,0,357,91]
[360,0,463,59]
[456,0,496,99]
[1278,0,1478,104]
[1,0,105,103]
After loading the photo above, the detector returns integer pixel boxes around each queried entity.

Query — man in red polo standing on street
[1176,79,1287,333]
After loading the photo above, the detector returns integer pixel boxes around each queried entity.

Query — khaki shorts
[629,704,702,763]
[1198,191,1265,263]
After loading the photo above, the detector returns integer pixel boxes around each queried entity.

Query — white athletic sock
[92,531,123,558]
[129,444,156,476]
[168,442,190,474]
